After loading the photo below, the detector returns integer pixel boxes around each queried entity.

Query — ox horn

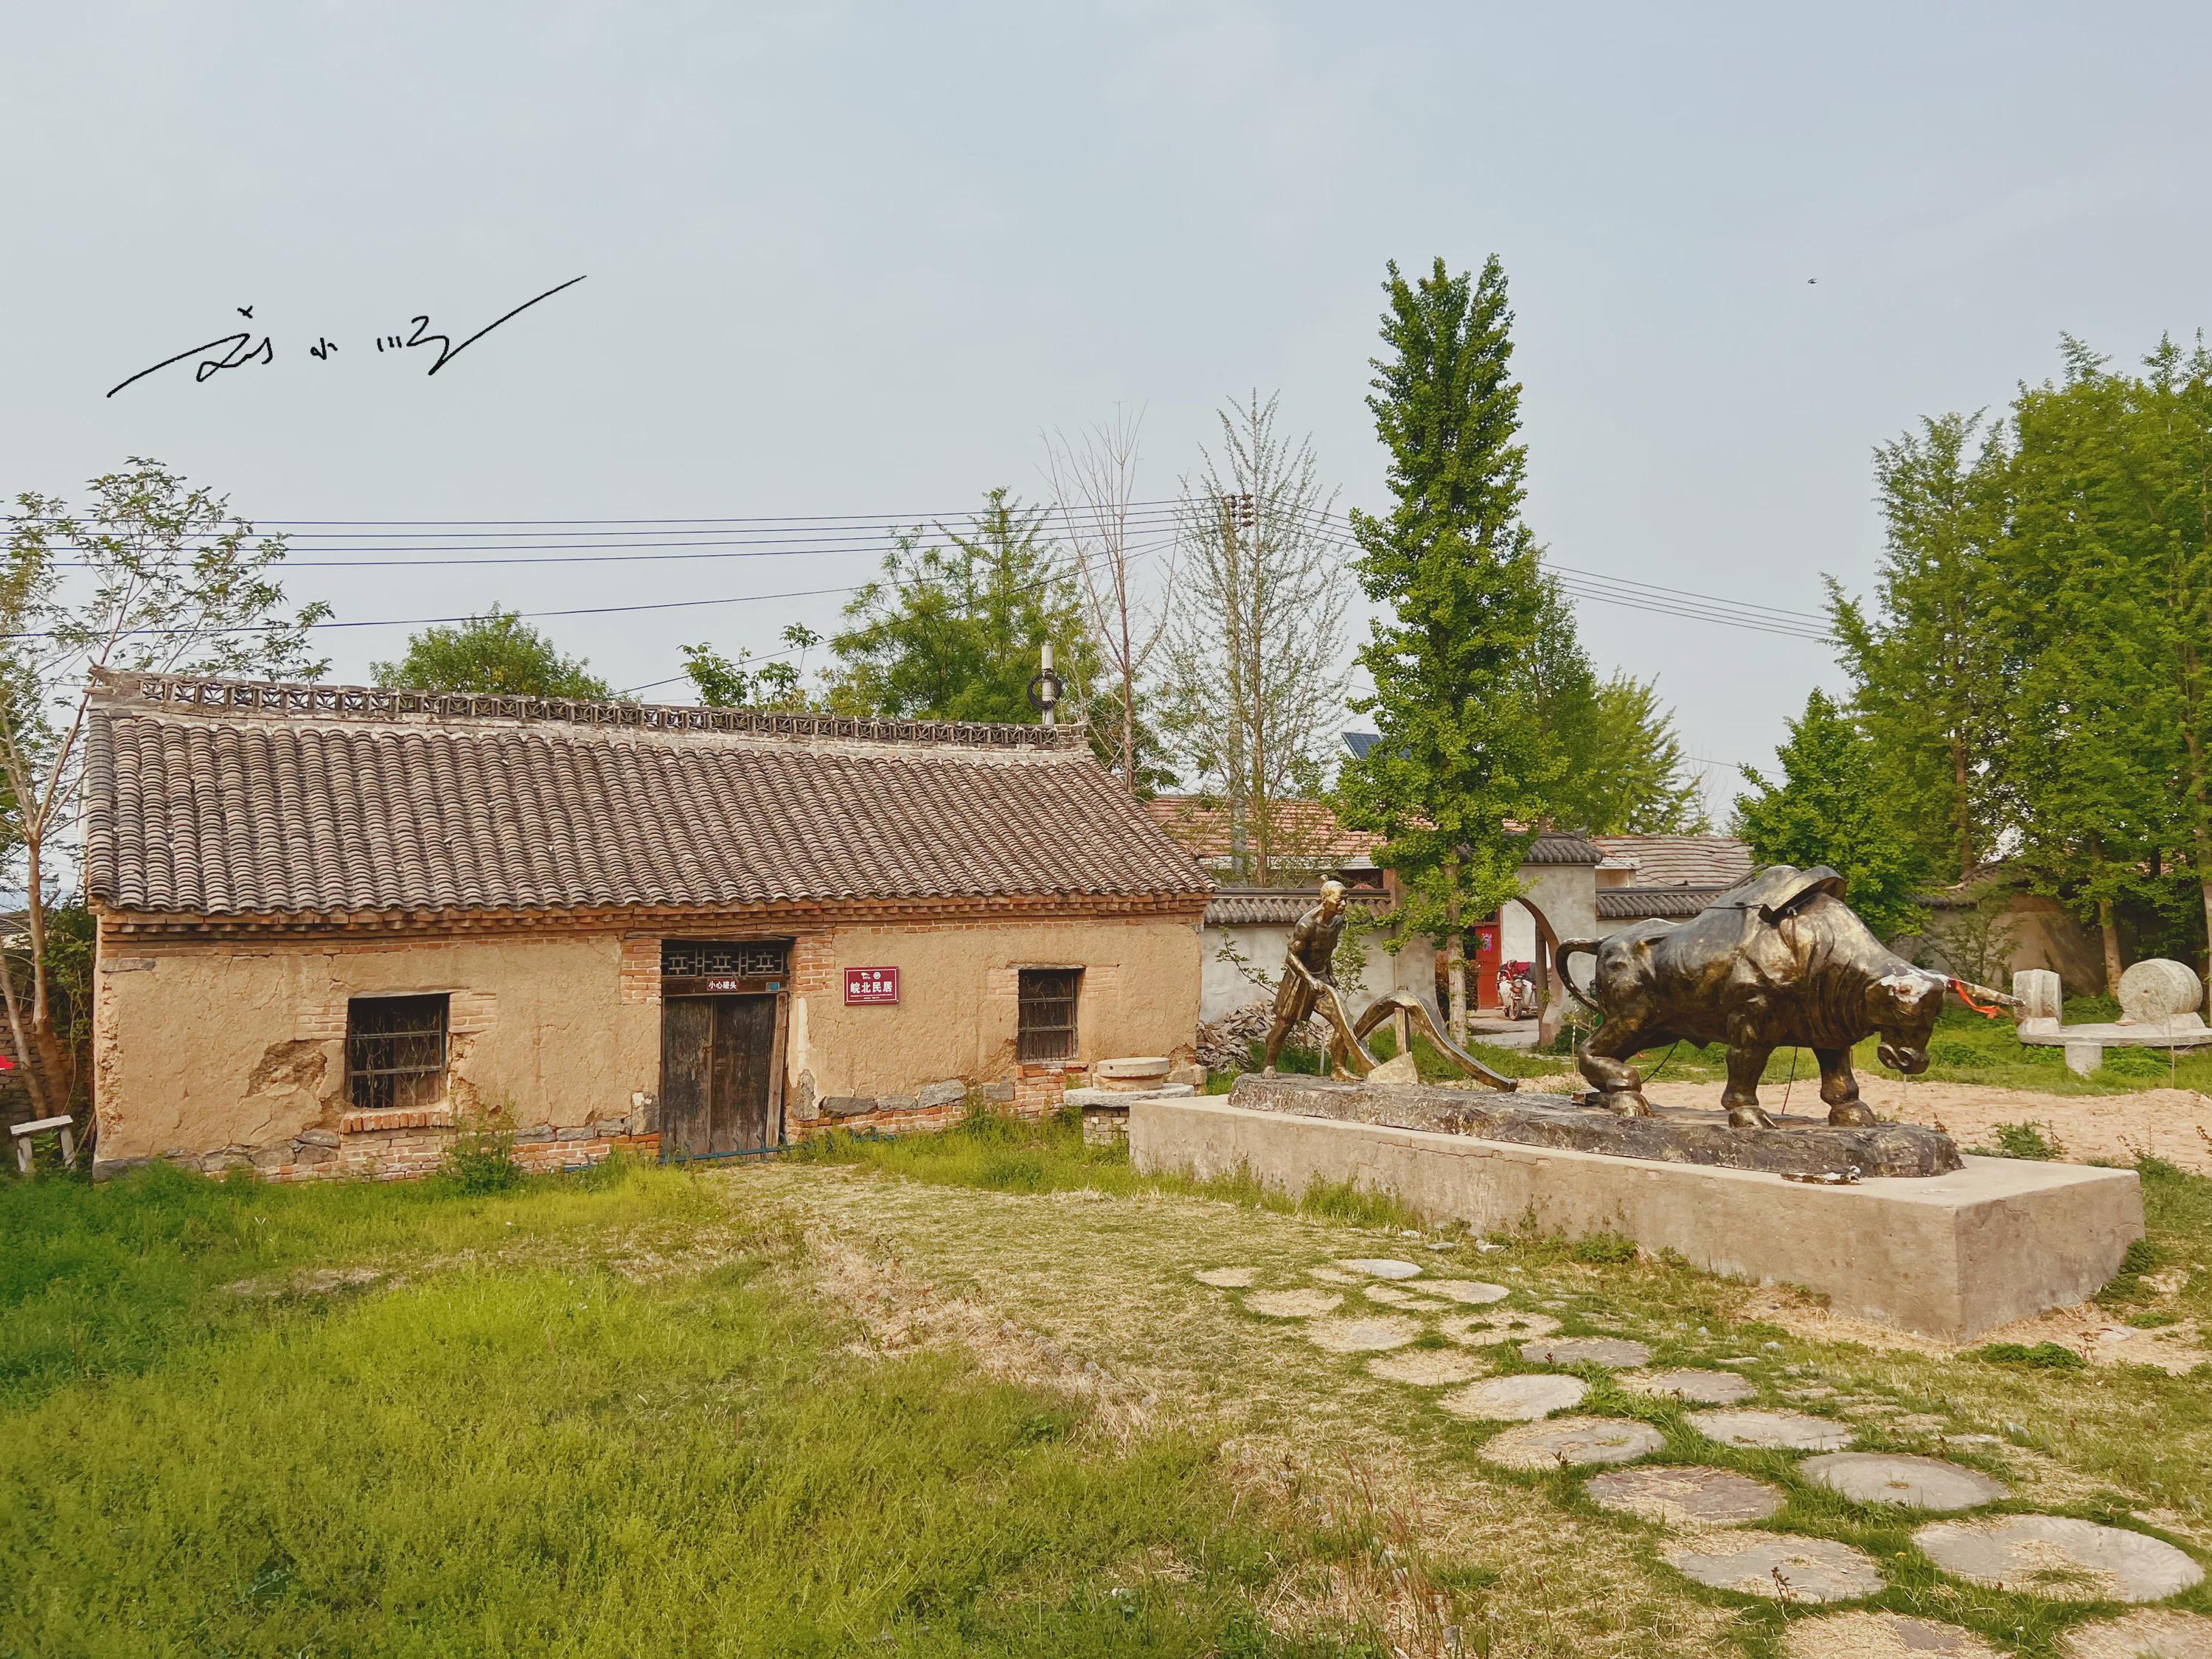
[1946,976,2023,1012]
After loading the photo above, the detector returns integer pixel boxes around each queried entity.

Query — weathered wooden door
[660,995,778,1158]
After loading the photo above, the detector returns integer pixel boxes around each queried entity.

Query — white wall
[1199,921,1439,1023]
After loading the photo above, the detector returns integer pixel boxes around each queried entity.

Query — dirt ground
[1519,1071,2212,1175]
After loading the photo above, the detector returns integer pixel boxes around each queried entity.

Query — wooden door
[661,995,779,1158]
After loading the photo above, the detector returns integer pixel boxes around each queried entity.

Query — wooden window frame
[1016,967,1082,1063]
[345,993,451,1111]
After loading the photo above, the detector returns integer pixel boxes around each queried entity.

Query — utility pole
[1220,492,1256,884]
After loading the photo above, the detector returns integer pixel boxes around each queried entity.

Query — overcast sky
[8,3,2210,821]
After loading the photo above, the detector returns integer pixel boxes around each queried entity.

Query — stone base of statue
[1129,1082,2143,1342]
[1227,1074,1962,1180]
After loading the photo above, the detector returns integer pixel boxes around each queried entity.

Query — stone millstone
[1306,1315,1422,1353]
[1440,1372,1587,1422]
[1194,1266,1256,1288]
[1337,1256,1424,1279]
[1520,1335,1652,1368]
[1585,1464,1785,1526]
[2062,1610,2212,1658]
[1478,1416,1664,1470]
[1423,1279,1512,1305]
[1689,1408,1852,1450]
[1228,1074,1964,1178]
[1368,1349,1491,1387]
[1626,1368,1755,1405]
[1664,1531,1885,1603]
[1363,1284,1449,1310]
[1799,1453,2008,1512]
[1781,1612,1999,1657]
[1444,1310,1561,1344]
[1913,1514,2205,1602]
[1245,1289,1340,1318]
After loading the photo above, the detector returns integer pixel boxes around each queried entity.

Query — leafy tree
[1733,689,1929,939]
[1831,411,2015,884]
[1,459,328,1121]
[1338,257,1558,1040]
[373,608,611,700]
[1161,393,1353,880]
[825,489,1096,727]
[682,625,820,709]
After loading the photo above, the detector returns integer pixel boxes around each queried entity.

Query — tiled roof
[1204,887,1393,927]
[1590,834,1754,889]
[1146,796,1381,866]
[85,674,1213,919]
[1597,887,1728,920]
[1523,831,1604,866]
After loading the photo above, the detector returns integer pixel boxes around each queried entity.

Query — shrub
[1973,1340,2084,1369]
[1571,1232,1638,1265]
[442,1107,523,1194]
[1990,1121,2065,1161]
[1926,1038,1989,1069]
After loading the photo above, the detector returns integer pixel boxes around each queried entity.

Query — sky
[7,2,2211,823]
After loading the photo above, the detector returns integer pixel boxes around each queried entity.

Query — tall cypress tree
[1338,257,1557,1038]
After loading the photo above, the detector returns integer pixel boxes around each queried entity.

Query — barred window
[661,940,788,979]
[1016,969,1081,1062]
[347,994,450,1111]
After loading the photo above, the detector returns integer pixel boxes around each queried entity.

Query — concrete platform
[1130,1096,2143,1342]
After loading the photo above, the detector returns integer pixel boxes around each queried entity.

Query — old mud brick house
[83,674,1211,1180]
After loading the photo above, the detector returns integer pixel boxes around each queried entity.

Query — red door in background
[1471,915,1503,1010]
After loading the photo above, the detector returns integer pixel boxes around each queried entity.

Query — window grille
[346,994,451,1111]
[661,940,788,979]
[1016,968,1081,1062]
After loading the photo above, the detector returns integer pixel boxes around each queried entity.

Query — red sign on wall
[844,966,901,1005]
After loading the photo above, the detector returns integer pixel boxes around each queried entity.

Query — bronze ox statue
[1554,865,2017,1129]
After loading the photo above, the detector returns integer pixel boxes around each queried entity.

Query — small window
[347,994,451,1110]
[1017,968,1081,1062]
[662,940,789,979]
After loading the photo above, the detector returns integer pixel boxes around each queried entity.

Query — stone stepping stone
[1443,1310,1561,1346]
[1913,1514,2204,1602]
[1194,1266,1256,1288]
[1624,1368,1753,1405]
[1422,1279,1512,1305]
[1307,1315,1422,1353]
[1306,1266,1360,1284]
[1781,1611,1998,1657]
[1440,1372,1587,1422]
[1800,1453,2008,1512]
[1245,1289,1341,1318]
[2062,1610,2212,1658]
[1337,1257,1424,1279]
[1663,1530,1884,1603]
[1368,1349,1490,1388]
[1689,1408,1852,1451]
[1520,1335,1652,1368]
[1478,1416,1664,1470]
[1585,1464,1786,1526]
[1363,1284,1449,1310]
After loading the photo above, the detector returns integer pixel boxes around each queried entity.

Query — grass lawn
[4,1105,2210,1658]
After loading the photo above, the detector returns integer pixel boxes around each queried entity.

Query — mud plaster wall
[94,909,1204,1164]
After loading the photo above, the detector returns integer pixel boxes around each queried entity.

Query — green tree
[682,625,820,710]
[373,608,611,700]
[1732,689,1928,939]
[825,489,1095,726]
[1,459,328,1120]
[1338,257,1558,1040]
[1571,674,1711,835]
[1830,411,2015,884]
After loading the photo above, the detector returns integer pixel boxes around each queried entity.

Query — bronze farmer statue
[1554,865,2014,1129]
[1263,880,1356,1075]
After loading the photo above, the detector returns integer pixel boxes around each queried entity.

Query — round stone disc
[1443,1310,1561,1345]
[1440,1372,1587,1422]
[1338,1257,1424,1279]
[1585,1464,1785,1526]
[1194,1266,1256,1288]
[1478,1415,1664,1470]
[1688,1408,1852,1450]
[1368,1349,1491,1387]
[1306,1315,1422,1353]
[1625,1368,1754,1405]
[1363,1284,1449,1310]
[1306,1266,1360,1284]
[1664,1530,1884,1602]
[2062,1610,2212,1658]
[1800,1453,2008,1512]
[1520,1336,1654,1368]
[1245,1289,1341,1318]
[1781,1611,1999,1657]
[1423,1279,1512,1305]
[1914,1514,2204,1602]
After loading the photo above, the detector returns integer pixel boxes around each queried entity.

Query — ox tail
[1554,938,1603,1014]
